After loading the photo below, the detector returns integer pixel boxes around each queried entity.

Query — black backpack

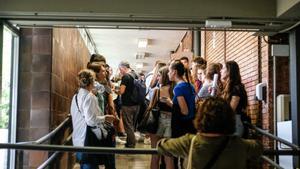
[128,73,147,104]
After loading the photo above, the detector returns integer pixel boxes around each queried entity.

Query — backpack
[128,72,147,104]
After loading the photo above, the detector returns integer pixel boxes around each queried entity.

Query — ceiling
[88,29,186,73]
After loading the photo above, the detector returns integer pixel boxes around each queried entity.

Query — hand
[160,97,173,106]
[105,115,115,123]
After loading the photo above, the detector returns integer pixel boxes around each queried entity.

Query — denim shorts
[156,111,172,138]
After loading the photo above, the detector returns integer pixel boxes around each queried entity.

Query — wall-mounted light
[205,20,232,28]
[138,38,148,48]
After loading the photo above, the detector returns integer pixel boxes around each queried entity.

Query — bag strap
[186,135,197,169]
[203,136,230,169]
[149,89,160,109]
[75,93,95,128]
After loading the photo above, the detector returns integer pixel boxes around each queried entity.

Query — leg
[117,111,126,134]
[122,106,138,147]
[150,134,161,169]
[80,163,99,169]
[164,155,175,169]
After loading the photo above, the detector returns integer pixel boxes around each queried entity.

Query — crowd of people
[70,54,263,169]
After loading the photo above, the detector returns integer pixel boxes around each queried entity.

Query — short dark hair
[194,97,235,135]
[87,62,105,73]
[180,56,189,62]
[193,56,207,67]
[90,54,106,63]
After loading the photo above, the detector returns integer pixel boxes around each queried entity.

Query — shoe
[124,143,135,148]
[143,137,151,145]
[116,136,126,145]
[117,132,127,137]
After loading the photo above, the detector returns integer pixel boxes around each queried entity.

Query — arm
[118,84,126,95]
[230,96,240,112]
[107,93,118,117]
[82,93,105,126]
[177,96,189,115]
[157,134,191,158]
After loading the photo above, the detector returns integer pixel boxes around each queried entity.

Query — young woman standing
[149,66,174,169]
[221,60,248,137]
[162,60,196,169]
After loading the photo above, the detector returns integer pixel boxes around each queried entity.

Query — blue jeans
[80,163,98,169]
[76,153,98,169]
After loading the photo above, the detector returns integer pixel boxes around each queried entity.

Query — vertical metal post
[289,26,300,168]
[193,30,201,56]
[273,55,279,163]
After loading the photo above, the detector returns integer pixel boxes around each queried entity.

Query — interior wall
[51,28,90,168]
[172,31,193,60]
[17,28,52,169]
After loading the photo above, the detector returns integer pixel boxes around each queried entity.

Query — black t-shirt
[120,72,138,106]
[231,84,247,114]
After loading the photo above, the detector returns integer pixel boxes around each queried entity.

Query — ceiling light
[136,52,146,59]
[136,62,144,69]
[205,20,232,28]
[138,38,148,48]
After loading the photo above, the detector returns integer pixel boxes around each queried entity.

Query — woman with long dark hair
[149,66,174,169]
[162,60,196,168]
[221,60,248,137]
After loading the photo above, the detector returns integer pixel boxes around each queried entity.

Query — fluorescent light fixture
[138,38,148,48]
[136,62,144,69]
[136,52,146,59]
[205,20,232,28]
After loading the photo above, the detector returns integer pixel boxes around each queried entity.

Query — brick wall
[172,31,193,61]
[51,28,90,169]
[204,31,262,124]
[203,31,290,168]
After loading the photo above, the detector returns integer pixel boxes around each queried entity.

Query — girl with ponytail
[161,60,196,168]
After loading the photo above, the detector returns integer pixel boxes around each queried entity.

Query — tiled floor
[115,143,151,169]
[74,140,152,169]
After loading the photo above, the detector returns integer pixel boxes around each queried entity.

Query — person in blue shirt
[161,60,197,169]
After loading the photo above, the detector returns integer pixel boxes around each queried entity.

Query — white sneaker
[116,136,126,145]
[143,137,151,145]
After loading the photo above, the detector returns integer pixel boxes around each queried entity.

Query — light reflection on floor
[73,142,152,169]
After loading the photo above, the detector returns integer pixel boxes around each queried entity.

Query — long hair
[222,61,248,107]
[206,63,223,93]
[159,66,174,98]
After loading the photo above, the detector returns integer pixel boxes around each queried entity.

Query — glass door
[0,22,19,169]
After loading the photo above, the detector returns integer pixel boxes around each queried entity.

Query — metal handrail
[0,143,158,154]
[37,134,73,169]
[261,156,284,169]
[17,115,71,145]
[263,149,300,156]
[1,142,300,156]
[245,122,300,150]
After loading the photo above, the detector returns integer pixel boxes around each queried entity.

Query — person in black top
[116,61,139,148]
[221,60,248,137]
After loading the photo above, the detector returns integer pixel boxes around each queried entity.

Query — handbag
[75,94,115,165]
[137,89,160,134]
[186,135,229,169]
